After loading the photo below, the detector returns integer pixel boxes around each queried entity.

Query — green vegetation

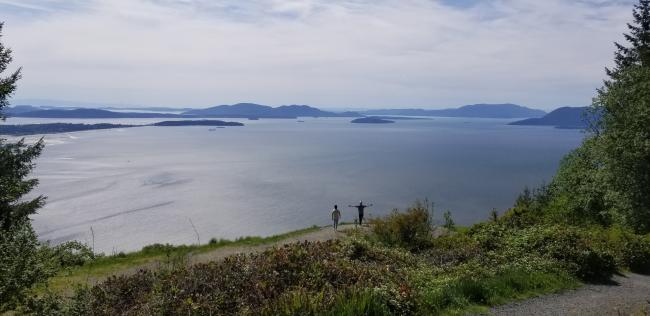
[2,1,650,314]
[27,203,646,315]
[45,226,320,293]
[0,22,55,312]
[547,0,650,233]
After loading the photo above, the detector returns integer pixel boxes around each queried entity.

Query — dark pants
[358,212,364,226]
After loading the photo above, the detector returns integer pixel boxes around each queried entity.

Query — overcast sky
[0,0,637,110]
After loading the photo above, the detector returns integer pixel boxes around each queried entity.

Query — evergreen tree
[550,0,650,232]
[606,0,650,80]
[589,0,650,232]
[0,22,45,230]
[0,22,52,311]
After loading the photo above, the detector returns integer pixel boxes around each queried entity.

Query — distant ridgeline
[509,107,594,129]
[182,103,360,118]
[5,103,548,120]
[361,103,546,119]
[0,120,243,136]
[5,103,359,119]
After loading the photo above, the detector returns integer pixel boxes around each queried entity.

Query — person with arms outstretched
[331,205,341,231]
[349,201,372,226]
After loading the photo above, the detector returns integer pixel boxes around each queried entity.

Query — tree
[0,22,45,229]
[443,210,455,230]
[546,1,650,232]
[594,65,650,232]
[590,0,650,232]
[605,0,650,81]
[0,22,52,311]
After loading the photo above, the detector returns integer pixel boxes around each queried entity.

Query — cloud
[0,0,636,109]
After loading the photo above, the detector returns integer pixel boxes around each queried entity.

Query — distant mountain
[10,108,190,119]
[509,107,592,129]
[362,104,546,119]
[183,103,359,118]
[103,106,194,113]
[3,105,42,115]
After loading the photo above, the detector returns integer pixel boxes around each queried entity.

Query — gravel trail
[490,273,650,316]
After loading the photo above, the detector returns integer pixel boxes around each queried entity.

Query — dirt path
[188,224,361,265]
[490,273,650,315]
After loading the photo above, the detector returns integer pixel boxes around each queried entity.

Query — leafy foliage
[51,241,96,269]
[547,0,650,233]
[370,202,434,251]
[593,65,650,232]
[443,210,455,230]
[0,220,56,311]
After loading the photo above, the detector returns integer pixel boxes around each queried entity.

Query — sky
[0,0,638,110]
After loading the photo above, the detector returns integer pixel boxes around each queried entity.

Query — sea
[4,116,585,253]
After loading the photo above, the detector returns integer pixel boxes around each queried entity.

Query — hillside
[0,120,243,136]
[183,103,359,118]
[362,103,546,118]
[10,108,190,119]
[509,107,590,129]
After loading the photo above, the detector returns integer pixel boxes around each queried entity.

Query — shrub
[51,241,95,268]
[505,225,617,282]
[415,268,576,314]
[262,288,393,316]
[443,211,455,230]
[370,202,434,251]
[426,234,482,266]
[55,240,411,315]
[140,243,177,254]
[620,234,650,274]
[0,220,56,311]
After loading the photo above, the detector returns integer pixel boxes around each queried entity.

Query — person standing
[349,201,372,226]
[331,205,341,231]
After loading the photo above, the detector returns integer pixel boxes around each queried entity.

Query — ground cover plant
[22,201,650,315]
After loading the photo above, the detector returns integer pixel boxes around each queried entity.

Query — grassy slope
[46,226,320,293]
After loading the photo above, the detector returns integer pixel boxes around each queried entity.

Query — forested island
[351,117,396,124]
[150,120,244,127]
[509,107,592,129]
[0,120,244,136]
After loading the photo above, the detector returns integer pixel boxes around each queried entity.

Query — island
[351,117,396,124]
[0,120,244,136]
[0,123,136,136]
[151,120,244,127]
[509,107,595,129]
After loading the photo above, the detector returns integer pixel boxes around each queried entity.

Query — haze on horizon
[0,0,637,110]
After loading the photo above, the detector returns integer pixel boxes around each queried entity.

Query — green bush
[416,268,577,314]
[51,241,95,268]
[594,227,650,274]
[504,225,617,282]
[426,234,482,266]
[370,202,434,251]
[0,220,56,311]
[263,288,393,316]
[51,240,410,315]
[619,233,650,274]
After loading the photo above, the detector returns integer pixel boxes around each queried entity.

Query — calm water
[5,117,584,253]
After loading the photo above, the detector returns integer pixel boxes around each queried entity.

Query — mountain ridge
[361,103,546,118]
[509,107,591,129]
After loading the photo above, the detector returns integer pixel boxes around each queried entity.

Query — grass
[45,225,321,294]
[418,269,579,315]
